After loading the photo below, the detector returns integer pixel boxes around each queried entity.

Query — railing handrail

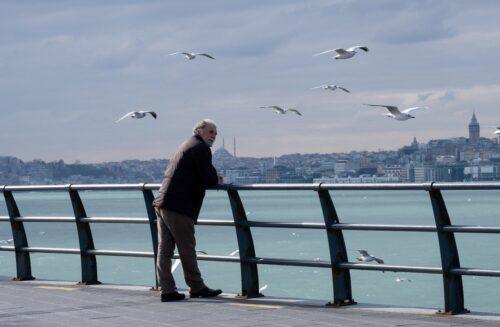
[1,182,500,314]
[4,181,500,192]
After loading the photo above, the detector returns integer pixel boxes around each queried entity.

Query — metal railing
[1,182,500,314]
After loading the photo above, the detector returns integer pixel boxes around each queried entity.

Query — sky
[1,0,500,163]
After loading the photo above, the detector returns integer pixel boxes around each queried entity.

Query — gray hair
[192,118,217,135]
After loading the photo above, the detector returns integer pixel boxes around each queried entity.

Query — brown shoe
[161,291,186,302]
[190,287,222,298]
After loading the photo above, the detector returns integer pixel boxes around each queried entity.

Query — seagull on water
[356,250,384,264]
[0,239,13,244]
[364,104,427,121]
[260,106,302,116]
[259,284,268,292]
[115,111,157,123]
[395,277,412,283]
[311,84,350,93]
[169,52,215,60]
[313,46,369,60]
[229,249,239,256]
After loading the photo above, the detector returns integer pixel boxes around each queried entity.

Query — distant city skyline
[1,1,500,163]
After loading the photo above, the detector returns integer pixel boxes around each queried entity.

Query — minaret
[233,136,236,158]
[468,112,480,146]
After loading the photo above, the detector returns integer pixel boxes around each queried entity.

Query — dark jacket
[153,135,218,220]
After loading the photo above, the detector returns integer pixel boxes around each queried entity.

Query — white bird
[364,104,427,121]
[395,277,412,283]
[115,111,157,123]
[171,259,181,273]
[313,46,369,60]
[311,84,350,93]
[196,250,208,255]
[169,52,215,60]
[0,238,14,244]
[259,284,268,292]
[260,106,302,116]
[356,250,384,264]
[484,126,500,135]
[229,249,239,256]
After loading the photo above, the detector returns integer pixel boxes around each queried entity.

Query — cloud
[417,93,433,102]
[438,90,456,102]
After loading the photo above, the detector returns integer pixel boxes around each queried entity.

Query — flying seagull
[311,84,350,93]
[364,104,427,121]
[313,46,369,60]
[260,106,302,116]
[169,52,215,60]
[115,111,157,123]
[171,259,181,273]
[356,249,384,264]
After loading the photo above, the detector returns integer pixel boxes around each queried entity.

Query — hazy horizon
[2,1,500,162]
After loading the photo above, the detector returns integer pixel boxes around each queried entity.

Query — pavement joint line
[35,286,78,291]
[228,303,284,309]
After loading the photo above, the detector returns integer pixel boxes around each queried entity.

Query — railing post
[3,189,34,281]
[317,186,355,306]
[428,184,467,314]
[142,186,159,289]
[69,187,100,285]
[227,187,260,298]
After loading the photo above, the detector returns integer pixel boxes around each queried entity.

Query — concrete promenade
[1,277,499,327]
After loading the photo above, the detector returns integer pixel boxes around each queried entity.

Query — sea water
[0,189,499,313]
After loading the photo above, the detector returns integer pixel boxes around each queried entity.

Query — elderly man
[153,119,223,302]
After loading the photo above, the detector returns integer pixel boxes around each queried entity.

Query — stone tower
[468,112,480,146]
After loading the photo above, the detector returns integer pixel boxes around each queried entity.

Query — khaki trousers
[155,208,206,294]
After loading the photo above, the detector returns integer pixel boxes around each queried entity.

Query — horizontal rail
[244,221,325,229]
[442,225,500,233]
[80,217,149,224]
[18,247,80,254]
[331,224,435,232]
[4,182,500,193]
[0,216,9,222]
[339,263,443,274]
[246,257,332,267]
[450,268,500,277]
[0,246,15,252]
[87,249,154,258]
[13,216,75,223]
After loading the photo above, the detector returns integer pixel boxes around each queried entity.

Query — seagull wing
[287,109,302,116]
[313,49,337,56]
[311,85,326,89]
[261,106,285,113]
[375,258,384,264]
[171,259,181,272]
[115,112,135,123]
[347,46,369,52]
[402,106,427,114]
[364,104,401,115]
[357,249,369,256]
[338,87,350,93]
[334,48,348,55]
[146,111,157,119]
[196,53,215,59]
[168,52,181,56]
